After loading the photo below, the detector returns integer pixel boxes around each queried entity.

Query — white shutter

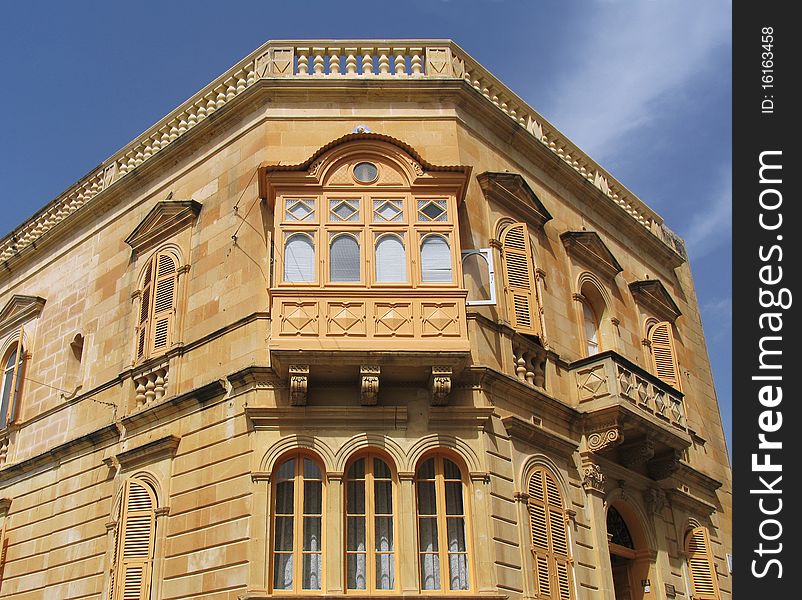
[375,235,407,283]
[330,234,360,282]
[284,234,316,283]
[420,235,452,282]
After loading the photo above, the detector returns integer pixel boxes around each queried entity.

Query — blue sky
[0,1,731,452]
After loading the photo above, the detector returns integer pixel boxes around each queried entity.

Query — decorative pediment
[560,231,623,280]
[477,172,552,230]
[0,295,46,338]
[125,200,201,256]
[629,279,682,322]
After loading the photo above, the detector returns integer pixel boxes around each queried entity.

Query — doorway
[606,504,653,600]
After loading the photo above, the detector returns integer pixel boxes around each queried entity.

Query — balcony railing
[571,351,686,431]
[1,40,682,266]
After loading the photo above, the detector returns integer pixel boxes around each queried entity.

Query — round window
[353,162,378,183]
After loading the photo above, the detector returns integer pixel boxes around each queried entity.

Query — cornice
[245,406,408,431]
[560,230,623,281]
[0,295,46,338]
[629,279,683,322]
[501,414,579,457]
[1,40,683,279]
[113,435,181,470]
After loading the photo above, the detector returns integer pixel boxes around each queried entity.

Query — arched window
[375,234,407,283]
[648,321,681,389]
[136,249,179,361]
[527,467,574,600]
[579,282,605,357]
[461,249,495,305]
[330,234,361,282]
[345,454,397,591]
[272,453,324,592]
[685,526,721,600]
[284,234,316,283]
[1,342,24,428]
[415,454,470,591]
[420,235,452,283]
[109,478,157,600]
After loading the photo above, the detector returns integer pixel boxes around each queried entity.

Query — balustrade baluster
[297,48,309,75]
[313,48,325,75]
[345,48,358,75]
[410,48,423,75]
[361,48,374,75]
[394,48,406,75]
[378,48,390,75]
[329,48,341,75]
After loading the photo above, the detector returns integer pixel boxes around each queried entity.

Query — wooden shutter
[649,321,680,389]
[528,468,574,600]
[136,262,153,361]
[686,527,720,600]
[150,253,177,355]
[113,480,156,600]
[501,223,539,335]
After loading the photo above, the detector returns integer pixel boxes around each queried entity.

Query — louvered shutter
[114,480,156,600]
[150,253,177,354]
[501,223,539,335]
[649,321,680,389]
[136,263,153,361]
[686,527,720,600]
[528,469,574,600]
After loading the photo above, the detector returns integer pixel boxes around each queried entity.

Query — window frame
[283,231,319,285]
[0,338,24,430]
[461,249,496,306]
[328,231,364,285]
[270,451,326,594]
[134,248,181,363]
[417,233,455,286]
[343,452,399,594]
[414,453,473,594]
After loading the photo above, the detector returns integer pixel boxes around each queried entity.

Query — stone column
[582,461,616,599]
[397,472,419,593]
[469,471,496,591]
[325,472,344,593]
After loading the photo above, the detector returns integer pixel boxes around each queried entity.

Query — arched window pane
[330,235,360,282]
[421,236,452,283]
[375,235,407,283]
[583,302,599,355]
[284,234,315,283]
[462,252,492,302]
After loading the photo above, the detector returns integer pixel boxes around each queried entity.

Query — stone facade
[0,41,731,600]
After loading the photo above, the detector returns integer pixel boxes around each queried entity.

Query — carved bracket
[621,435,655,468]
[647,449,682,480]
[289,365,310,406]
[360,365,380,406]
[430,366,452,406]
[582,463,606,493]
[586,426,624,453]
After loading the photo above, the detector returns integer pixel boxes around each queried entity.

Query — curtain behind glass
[375,235,406,283]
[330,235,360,282]
[284,235,315,282]
[421,236,452,282]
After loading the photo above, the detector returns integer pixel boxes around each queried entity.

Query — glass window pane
[417,199,448,222]
[421,236,452,282]
[447,518,466,551]
[417,457,435,479]
[416,482,437,515]
[276,458,296,481]
[274,516,294,551]
[284,234,315,282]
[462,252,492,301]
[275,481,294,514]
[303,516,321,551]
[445,481,464,515]
[418,517,439,552]
[347,481,366,515]
[347,553,368,589]
[286,198,315,221]
[376,553,395,590]
[348,458,366,479]
[303,481,322,514]
[304,458,321,480]
[330,235,360,282]
[375,235,407,283]
[374,480,393,514]
[373,457,391,479]
[302,553,322,590]
[354,162,378,183]
[443,458,461,480]
[420,554,441,590]
[448,553,469,590]
[375,516,394,552]
[330,199,360,221]
[347,516,366,551]
[373,199,403,222]
[273,553,293,590]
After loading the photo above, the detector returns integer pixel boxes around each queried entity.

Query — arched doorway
[606,504,655,600]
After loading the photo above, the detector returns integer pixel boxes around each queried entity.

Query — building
[0,40,731,600]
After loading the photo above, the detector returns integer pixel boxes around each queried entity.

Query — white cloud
[680,164,731,259]
[542,1,731,159]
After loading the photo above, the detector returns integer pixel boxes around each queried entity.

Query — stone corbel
[360,365,380,406]
[647,449,682,480]
[586,425,624,453]
[621,435,655,468]
[289,365,309,406]
[582,462,606,494]
[430,366,452,406]
[645,487,668,516]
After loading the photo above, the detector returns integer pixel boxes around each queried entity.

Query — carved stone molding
[124,199,201,257]
[582,463,606,493]
[621,435,656,467]
[645,487,668,516]
[587,427,623,453]
[360,365,380,406]
[430,366,452,406]
[114,435,180,471]
[0,295,46,338]
[560,230,623,280]
[289,365,309,406]
[629,279,682,322]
